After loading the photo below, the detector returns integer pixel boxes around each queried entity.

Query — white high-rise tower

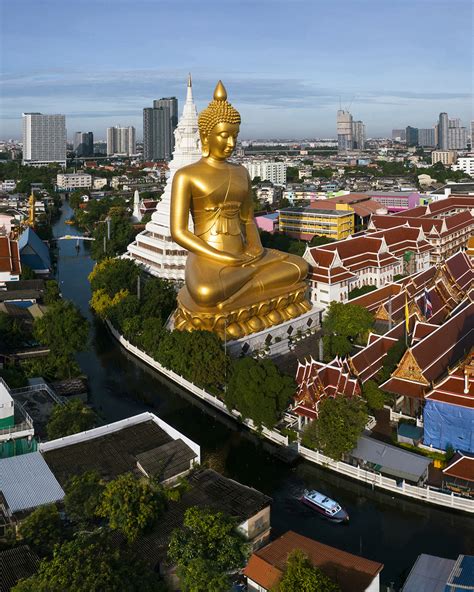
[126,75,201,282]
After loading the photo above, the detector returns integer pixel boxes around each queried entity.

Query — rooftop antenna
[347,95,356,112]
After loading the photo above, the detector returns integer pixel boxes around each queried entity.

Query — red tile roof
[443,452,474,482]
[0,237,21,275]
[425,367,474,408]
[244,531,383,592]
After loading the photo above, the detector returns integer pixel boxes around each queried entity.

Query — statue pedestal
[174,283,312,341]
[226,306,324,358]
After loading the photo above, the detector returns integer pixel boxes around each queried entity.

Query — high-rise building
[392,129,406,142]
[418,128,435,147]
[143,97,178,161]
[22,113,66,166]
[106,126,136,156]
[447,118,467,150]
[73,132,94,157]
[243,161,287,184]
[438,112,449,149]
[405,126,419,147]
[352,120,366,150]
[470,121,474,146]
[432,150,458,165]
[337,110,353,152]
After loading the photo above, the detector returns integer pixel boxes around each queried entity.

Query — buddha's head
[198,81,241,160]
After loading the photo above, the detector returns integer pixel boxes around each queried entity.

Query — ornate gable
[393,349,429,385]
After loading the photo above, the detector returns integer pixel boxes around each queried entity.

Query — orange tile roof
[244,531,383,592]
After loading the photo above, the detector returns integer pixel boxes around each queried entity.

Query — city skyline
[1,0,472,139]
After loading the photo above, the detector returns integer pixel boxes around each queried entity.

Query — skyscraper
[337,110,353,152]
[405,126,419,147]
[106,126,136,156]
[22,113,66,166]
[74,131,94,157]
[392,129,406,142]
[447,118,467,150]
[438,112,449,149]
[418,128,435,147]
[143,97,178,161]
[352,120,366,150]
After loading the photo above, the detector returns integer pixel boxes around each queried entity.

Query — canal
[53,201,474,589]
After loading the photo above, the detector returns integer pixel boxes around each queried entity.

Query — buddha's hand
[243,245,264,260]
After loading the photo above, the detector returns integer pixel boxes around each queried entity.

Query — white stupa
[126,75,201,282]
[131,189,142,222]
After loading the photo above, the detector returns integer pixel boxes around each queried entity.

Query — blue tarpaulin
[424,399,474,453]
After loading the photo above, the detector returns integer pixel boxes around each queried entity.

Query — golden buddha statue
[171,81,311,340]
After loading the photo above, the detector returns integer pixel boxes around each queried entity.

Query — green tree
[43,280,61,304]
[0,312,27,350]
[273,549,340,592]
[157,330,231,393]
[64,471,105,525]
[46,400,97,440]
[225,357,295,429]
[348,285,377,300]
[302,396,368,460]
[309,235,335,247]
[178,558,229,592]
[90,207,136,260]
[12,530,165,592]
[96,473,166,542]
[33,300,89,359]
[286,167,299,182]
[88,257,140,297]
[19,505,64,558]
[363,380,385,411]
[168,507,248,590]
[322,301,374,360]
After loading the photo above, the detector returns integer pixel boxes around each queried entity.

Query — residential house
[18,228,51,276]
[244,530,383,592]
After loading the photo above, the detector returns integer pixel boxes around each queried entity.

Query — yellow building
[278,203,354,241]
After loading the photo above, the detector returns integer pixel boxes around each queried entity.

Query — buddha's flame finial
[188,72,192,87]
[213,80,227,101]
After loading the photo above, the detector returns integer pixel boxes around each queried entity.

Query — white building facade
[452,157,474,176]
[243,161,287,185]
[106,126,136,156]
[22,113,66,167]
[126,76,201,282]
[56,173,92,191]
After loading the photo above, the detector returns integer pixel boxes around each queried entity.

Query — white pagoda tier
[126,75,200,282]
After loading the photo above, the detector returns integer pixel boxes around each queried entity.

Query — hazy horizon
[1,0,472,140]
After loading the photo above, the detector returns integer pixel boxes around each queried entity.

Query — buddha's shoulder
[175,160,248,178]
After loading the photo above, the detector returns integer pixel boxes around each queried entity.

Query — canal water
[53,201,474,589]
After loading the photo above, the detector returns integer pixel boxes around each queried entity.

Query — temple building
[293,357,360,426]
[304,235,403,306]
[380,302,473,415]
[126,76,201,282]
[367,195,474,266]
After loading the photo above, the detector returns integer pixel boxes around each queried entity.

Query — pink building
[255,212,279,233]
[365,191,421,212]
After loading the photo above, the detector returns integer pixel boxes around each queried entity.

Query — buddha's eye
[220,133,229,138]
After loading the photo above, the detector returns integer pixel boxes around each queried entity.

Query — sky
[0,0,472,140]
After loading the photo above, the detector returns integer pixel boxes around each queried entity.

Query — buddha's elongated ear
[201,137,210,157]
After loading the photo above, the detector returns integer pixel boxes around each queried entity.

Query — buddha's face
[205,122,240,160]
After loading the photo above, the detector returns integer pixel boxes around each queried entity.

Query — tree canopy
[322,301,374,360]
[64,470,105,525]
[46,400,97,440]
[88,257,140,298]
[224,357,295,429]
[363,380,386,411]
[273,549,340,592]
[168,506,248,591]
[19,505,64,558]
[12,530,165,592]
[33,300,89,360]
[378,339,406,383]
[302,396,368,460]
[157,330,231,393]
[96,473,166,542]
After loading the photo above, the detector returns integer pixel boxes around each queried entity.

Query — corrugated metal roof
[0,451,64,512]
[402,554,456,592]
[351,435,431,482]
[446,555,474,590]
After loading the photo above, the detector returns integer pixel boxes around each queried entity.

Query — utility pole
[137,275,141,300]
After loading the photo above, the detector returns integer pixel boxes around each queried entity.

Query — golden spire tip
[213,80,227,101]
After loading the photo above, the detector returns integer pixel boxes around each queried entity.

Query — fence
[11,383,64,406]
[108,322,474,514]
[106,321,289,448]
[298,444,474,513]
